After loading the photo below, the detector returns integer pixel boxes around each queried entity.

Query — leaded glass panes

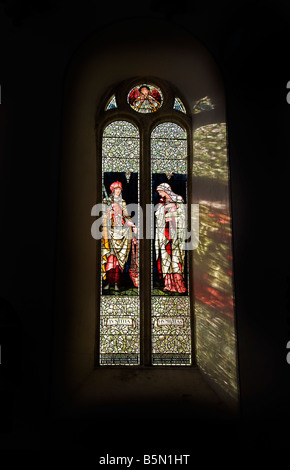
[151,122,187,175]
[100,120,140,365]
[173,97,186,113]
[152,174,188,294]
[151,122,191,366]
[102,121,139,172]
[152,297,191,365]
[128,84,163,113]
[105,95,117,110]
[100,297,140,365]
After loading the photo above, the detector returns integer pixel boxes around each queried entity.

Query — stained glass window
[173,97,186,113]
[102,121,139,172]
[100,297,140,365]
[95,79,237,412]
[100,120,140,365]
[128,84,163,113]
[151,122,187,176]
[105,95,117,110]
[151,122,191,365]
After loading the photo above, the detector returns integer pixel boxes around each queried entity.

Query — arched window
[95,79,194,367]
[100,120,140,365]
[55,27,239,409]
[151,122,191,366]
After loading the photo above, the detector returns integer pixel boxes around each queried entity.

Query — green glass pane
[152,297,191,365]
[100,297,140,365]
[103,121,138,137]
[151,123,187,174]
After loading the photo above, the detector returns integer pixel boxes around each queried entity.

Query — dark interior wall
[1,0,290,449]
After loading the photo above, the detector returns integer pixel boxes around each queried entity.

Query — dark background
[0,0,290,450]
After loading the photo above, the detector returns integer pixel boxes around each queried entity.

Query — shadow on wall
[0,297,22,431]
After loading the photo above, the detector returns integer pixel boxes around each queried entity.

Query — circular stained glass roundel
[127,84,163,113]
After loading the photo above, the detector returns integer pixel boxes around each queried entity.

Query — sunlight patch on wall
[193,122,238,400]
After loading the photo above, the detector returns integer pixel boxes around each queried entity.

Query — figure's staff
[103,183,113,211]
[103,182,138,233]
